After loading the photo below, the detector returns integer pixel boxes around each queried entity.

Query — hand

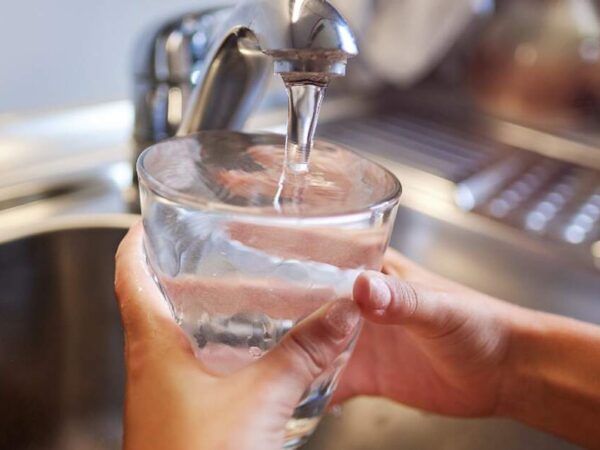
[336,249,600,448]
[114,223,360,450]
[335,249,517,417]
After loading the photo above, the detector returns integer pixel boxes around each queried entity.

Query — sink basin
[0,217,133,450]
[1,212,597,449]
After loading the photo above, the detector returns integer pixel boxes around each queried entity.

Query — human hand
[114,223,360,450]
[335,249,518,417]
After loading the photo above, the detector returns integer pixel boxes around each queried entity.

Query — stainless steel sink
[0,217,133,450]
[1,212,596,450]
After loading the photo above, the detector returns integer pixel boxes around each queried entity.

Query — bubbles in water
[193,332,208,349]
[249,346,264,358]
[330,405,343,418]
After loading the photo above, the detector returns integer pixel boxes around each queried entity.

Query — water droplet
[249,346,263,358]
[330,405,343,417]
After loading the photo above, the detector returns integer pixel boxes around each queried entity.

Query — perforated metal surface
[320,112,503,181]
[319,112,600,247]
[482,162,600,244]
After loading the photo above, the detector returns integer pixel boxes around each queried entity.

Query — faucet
[133,0,358,149]
[177,0,358,135]
[129,0,357,209]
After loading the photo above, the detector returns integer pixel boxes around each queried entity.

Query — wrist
[495,307,600,417]
[494,307,600,448]
[495,306,547,419]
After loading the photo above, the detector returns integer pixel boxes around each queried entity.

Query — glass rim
[137,131,402,225]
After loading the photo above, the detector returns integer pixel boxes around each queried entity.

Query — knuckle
[427,310,469,341]
[393,280,420,321]
[283,332,331,379]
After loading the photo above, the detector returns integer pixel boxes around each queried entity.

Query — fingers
[115,221,191,357]
[353,271,466,337]
[246,299,361,407]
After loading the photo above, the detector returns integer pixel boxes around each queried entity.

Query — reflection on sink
[0,212,597,449]
[0,218,130,450]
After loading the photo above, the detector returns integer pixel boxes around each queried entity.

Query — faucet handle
[133,9,231,145]
[133,9,230,85]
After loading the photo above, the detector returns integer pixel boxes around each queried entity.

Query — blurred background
[7,0,600,125]
[1,1,600,450]
[3,0,600,125]
[0,0,221,113]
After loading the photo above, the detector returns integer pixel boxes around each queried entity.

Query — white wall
[0,0,368,114]
[0,0,226,113]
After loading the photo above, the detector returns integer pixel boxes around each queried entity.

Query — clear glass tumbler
[137,131,401,448]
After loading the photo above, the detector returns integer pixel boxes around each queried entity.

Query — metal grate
[319,112,504,182]
[319,111,600,246]
[481,162,600,244]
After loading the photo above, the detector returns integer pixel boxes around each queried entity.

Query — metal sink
[1,212,597,450]
[0,217,133,450]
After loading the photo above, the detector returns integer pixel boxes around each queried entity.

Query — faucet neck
[177,0,358,136]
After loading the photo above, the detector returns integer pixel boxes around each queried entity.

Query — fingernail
[325,299,361,339]
[368,275,391,311]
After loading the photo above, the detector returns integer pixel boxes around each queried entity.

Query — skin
[335,250,517,417]
[115,224,600,449]
[114,223,360,450]
[340,251,600,449]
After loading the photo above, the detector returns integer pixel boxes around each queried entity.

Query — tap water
[146,210,372,448]
[145,205,376,447]
[140,79,399,448]
[283,81,326,173]
[273,80,326,212]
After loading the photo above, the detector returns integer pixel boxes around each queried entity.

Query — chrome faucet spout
[177,0,358,136]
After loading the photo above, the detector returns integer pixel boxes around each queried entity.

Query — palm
[336,321,501,416]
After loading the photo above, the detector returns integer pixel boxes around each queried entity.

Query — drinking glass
[137,131,401,448]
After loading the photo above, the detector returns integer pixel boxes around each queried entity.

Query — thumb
[353,271,468,338]
[245,299,361,410]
